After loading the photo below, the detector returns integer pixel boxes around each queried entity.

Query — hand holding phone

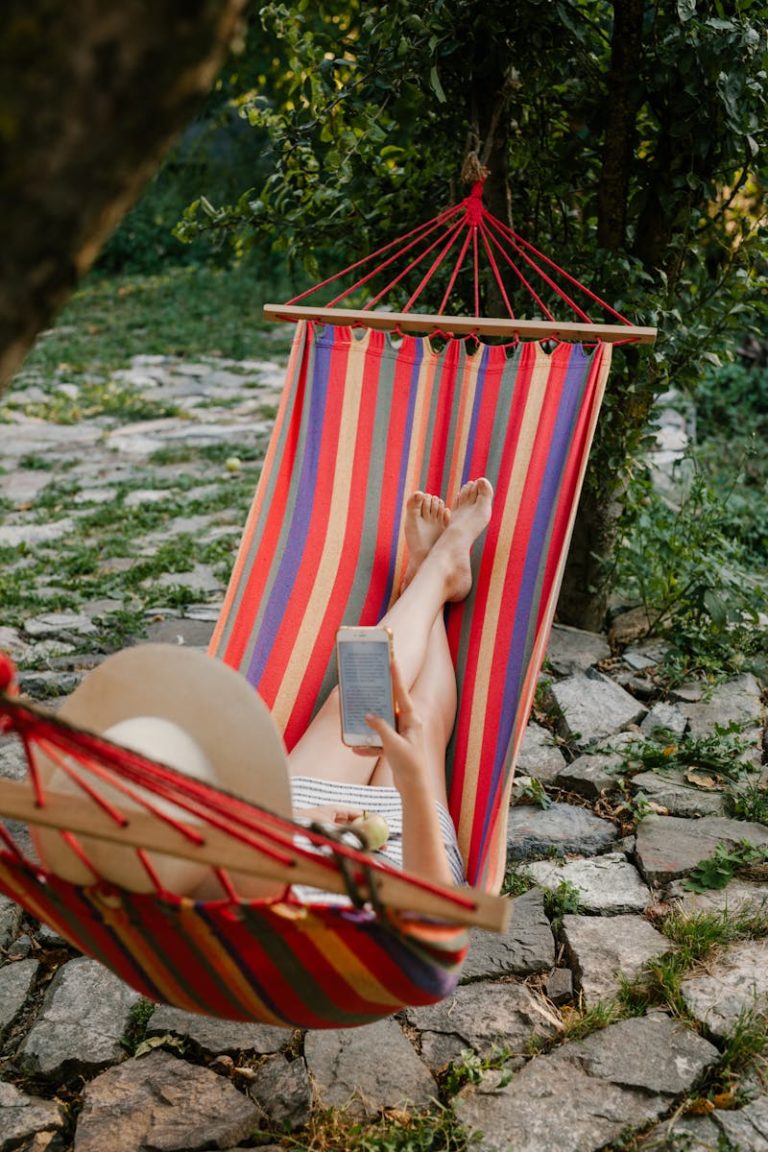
[336,626,395,749]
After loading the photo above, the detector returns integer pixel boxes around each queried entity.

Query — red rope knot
[464,181,485,228]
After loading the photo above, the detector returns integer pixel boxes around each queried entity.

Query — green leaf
[429,64,446,103]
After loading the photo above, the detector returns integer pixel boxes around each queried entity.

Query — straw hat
[32,644,292,899]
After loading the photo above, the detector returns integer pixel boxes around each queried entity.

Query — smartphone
[336,626,396,748]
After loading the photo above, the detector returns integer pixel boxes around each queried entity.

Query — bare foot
[438,477,494,601]
[402,491,451,587]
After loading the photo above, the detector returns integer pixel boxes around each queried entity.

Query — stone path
[1,353,768,1151]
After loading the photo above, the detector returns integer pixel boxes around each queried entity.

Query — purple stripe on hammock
[246,335,332,686]
[476,347,592,849]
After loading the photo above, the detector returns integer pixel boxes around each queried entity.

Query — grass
[0,263,285,659]
[270,1105,477,1152]
[14,262,294,381]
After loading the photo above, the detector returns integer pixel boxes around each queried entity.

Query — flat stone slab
[554,750,626,799]
[74,1048,262,1152]
[20,956,140,1078]
[248,1055,312,1132]
[551,670,647,748]
[527,853,651,914]
[516,722,566,782]
[507,802,618,861]
[405,982,561,1071]
[635,814,768,882]
[0,958,38,1037]
[671,877,768,917]
[455,1015,717,1152]
[716,1094,768,1150]
[681,939,768,1039]
[546,625,611,675]
[631,770,728,817]
[148,1004,286,1056]
[0,1081,66,1149]
[0,893,23,947]
[23,611,99,639]
[640,700,688,738]
[461,889,554,981]
[561,914,670,1004]
[304,1017,435,1118]
[681,673,763,736]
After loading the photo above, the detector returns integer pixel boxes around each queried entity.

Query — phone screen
[337,636,395,744]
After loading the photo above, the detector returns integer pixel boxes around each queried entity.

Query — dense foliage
[125,0,768,627]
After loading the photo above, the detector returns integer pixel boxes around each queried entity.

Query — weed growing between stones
[517,776,552,809]
[622,724,754,784]
[682,843,768,893]
[726,783,768,826]
[271,1103,477,1152]
[542,878,582,922]
[500,864,534,897]
[121,999,157,1055]
[439,1047,515,1096]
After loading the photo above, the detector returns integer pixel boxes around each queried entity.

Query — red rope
[0,689,479,913]
[281,181,637,333]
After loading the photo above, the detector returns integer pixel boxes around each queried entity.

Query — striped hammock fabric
[212,321,612,890]
[0,320,611,1028]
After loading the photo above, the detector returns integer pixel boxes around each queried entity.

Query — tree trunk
[0,0,247,391]
[558,0,646,632]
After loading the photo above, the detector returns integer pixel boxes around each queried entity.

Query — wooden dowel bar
[264,304,657,345]
[0,779,510,933]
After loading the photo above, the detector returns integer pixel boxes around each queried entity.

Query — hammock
[0,179,655,1028]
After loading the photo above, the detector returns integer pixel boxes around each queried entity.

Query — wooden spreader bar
[0,778,511,933]
[264,304,657,345]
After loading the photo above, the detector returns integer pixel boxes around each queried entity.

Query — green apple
[350,811,389,852]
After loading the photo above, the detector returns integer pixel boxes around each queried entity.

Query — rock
[148,1005,286,1057]
[670,877,768,917]
[507,802,618,862]
[0,471,52,508]
[550,670,647,748]
[123,488,170,508]
[516,723,566,783]
[639,1115,722,1152]
[144,618,217,649]
[546,625,610,675]
[249,1055,312,1131]
[545,967,573,1005]
[154,564,223,595]
[0,893,23,947]
[455,1015,717,1152]
[527,853,652,915]
[405,982,560,1071]
[0,520,76,548]
[561,914,670,1004]
[21,956,140,1078]
[635,814,768,883]
[681,673,763,736]
[461,890,555,981]
[74,1048,262,1152]
[680,939,768,1039]
[0,959,38,1037]
[304,1017,435,1118]
[640,700,688,738]
[554,750,626,799]
[571,1014,718,1094]
[0,1081,66,1151]
[23,612,98,640]
[716,1094,768,1150]
[631,771,728,818]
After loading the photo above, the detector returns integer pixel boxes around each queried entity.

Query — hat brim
[44,644,293,898]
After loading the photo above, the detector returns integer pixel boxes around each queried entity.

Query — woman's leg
[287,480,492,787]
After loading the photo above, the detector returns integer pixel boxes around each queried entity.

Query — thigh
[287,687,379,787]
